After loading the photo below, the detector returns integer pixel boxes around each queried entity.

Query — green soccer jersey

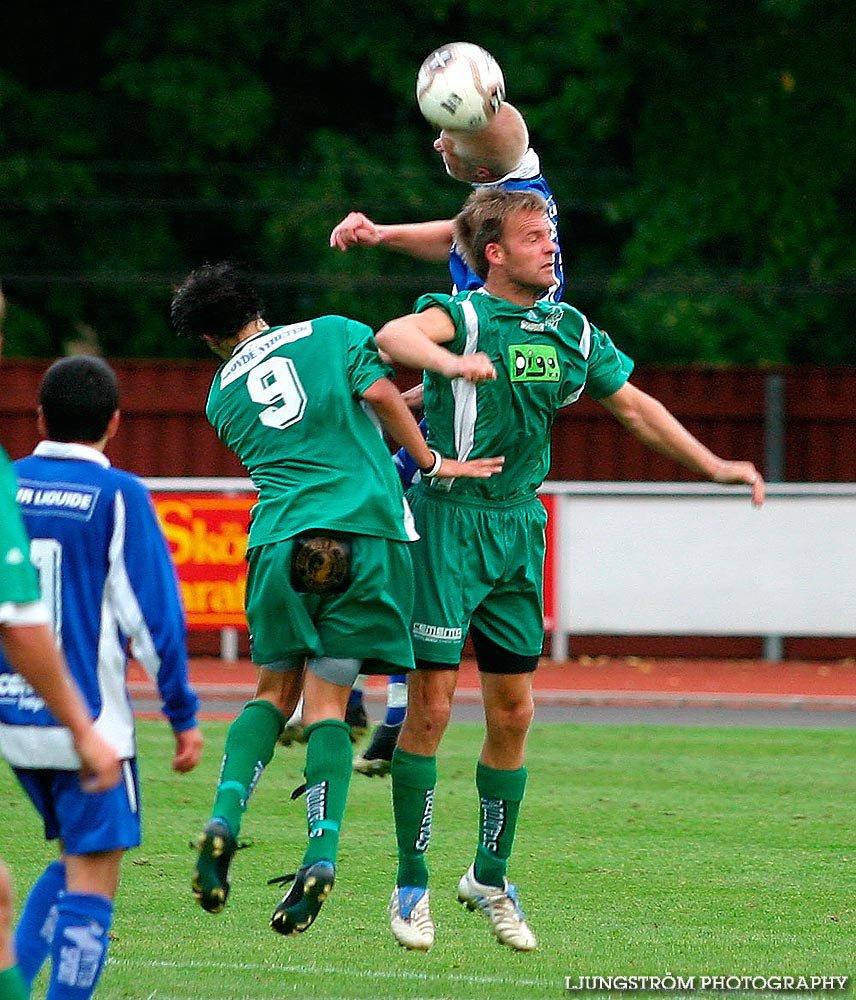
[0,446,40,604]
[416,289,633,503]
[205,317,417,548]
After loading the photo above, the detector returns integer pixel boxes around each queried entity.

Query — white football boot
[457,865,537,951]
[389,886,435,950]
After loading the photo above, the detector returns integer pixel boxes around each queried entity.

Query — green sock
[301,719,352,867]
[474,761,528,887]
[211,699,286,835]
[391,747,437,888]
[0,965,29,1000]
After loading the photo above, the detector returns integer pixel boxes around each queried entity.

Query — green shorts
[245,532,415,675]
[407,486,547,665]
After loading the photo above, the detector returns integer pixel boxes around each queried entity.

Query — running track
[130,657,856,727]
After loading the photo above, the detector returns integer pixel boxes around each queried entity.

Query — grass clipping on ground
[3,720,851,1000]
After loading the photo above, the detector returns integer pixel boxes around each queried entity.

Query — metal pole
[764,372,786,483]
[763,373,786,660]
[220,626,239,662]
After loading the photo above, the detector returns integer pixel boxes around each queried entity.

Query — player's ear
[485,241,504,266]
[200,333,224,357]
[105,410,120,441]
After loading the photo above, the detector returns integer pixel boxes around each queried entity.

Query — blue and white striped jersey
[0,441,198,769]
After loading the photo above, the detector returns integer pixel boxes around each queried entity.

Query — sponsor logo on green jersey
[509,344,561,382]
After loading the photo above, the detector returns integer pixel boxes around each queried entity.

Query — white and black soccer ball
[416,42,505,132]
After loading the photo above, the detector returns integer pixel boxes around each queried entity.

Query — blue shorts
[13,760,141,855]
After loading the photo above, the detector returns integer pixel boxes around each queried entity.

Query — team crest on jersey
[543,307,563,331]
[509,344,561,382]
[520,306,563,334]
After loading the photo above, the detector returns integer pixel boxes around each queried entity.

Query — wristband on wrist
[420,448,443,479]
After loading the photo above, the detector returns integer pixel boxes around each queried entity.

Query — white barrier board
[548,484,856,638]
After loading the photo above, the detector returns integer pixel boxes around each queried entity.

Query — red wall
[4,360,855,660]
[4,360,856,483]
[1,359,245,477]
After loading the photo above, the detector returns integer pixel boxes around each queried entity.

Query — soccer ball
[416,42,505,132]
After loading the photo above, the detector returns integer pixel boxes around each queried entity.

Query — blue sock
[348,675,366,708]
[46,892,113,1000]
[384,676,408,726]
[14,859,66,988]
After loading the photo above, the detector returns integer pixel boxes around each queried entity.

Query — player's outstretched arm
[330,213,453,261]
[362,377,503,481]
[433,454,505,479]
[0,621,121,791]
[400,383,424,410]
[598,382,765,507]
[376,308,496,383]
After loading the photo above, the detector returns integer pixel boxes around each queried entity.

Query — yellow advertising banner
[151,491,556,633]
[152,493,254,629]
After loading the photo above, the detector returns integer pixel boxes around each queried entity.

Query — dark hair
[170,261,263,340]
[40,356,119,443]
[452,187,549,280]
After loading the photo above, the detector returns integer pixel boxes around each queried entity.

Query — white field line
[107,954,550,990]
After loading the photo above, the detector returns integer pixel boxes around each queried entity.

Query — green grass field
[2,720,852,1000]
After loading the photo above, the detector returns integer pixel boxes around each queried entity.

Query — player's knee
[486,697,534,738]
[405,662,455,732]
[410,695,453,734]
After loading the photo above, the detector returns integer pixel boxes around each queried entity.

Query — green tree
[0,0,852,362]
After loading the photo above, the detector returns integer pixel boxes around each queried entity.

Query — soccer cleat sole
[191,820,236,914]
[270,862,335,936]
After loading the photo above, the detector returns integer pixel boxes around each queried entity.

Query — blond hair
[445,103,529,179]
[452,187,548,280]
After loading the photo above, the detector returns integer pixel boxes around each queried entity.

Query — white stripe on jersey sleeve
[560,314,591,406]
[580,314,592,360]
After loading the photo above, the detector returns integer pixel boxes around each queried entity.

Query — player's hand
[436,455,505,479]
[401,383,424,410]
[713,461,766,507]
[75,728,121,793]
[451,352,496,383]
[329,212,382,251]
[172,726,204,773]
